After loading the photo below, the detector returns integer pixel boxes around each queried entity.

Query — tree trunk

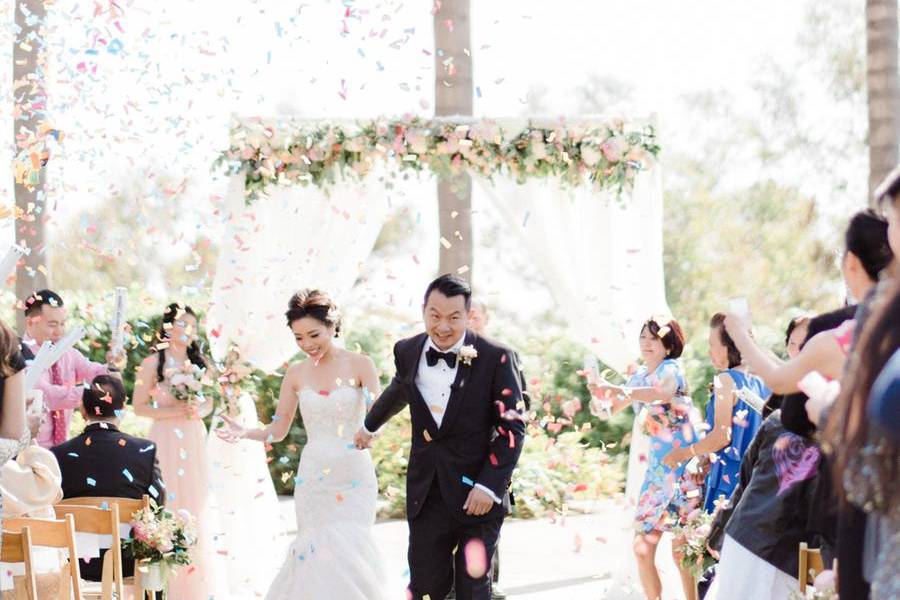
[434,0,474,281]
[866,0,900,202]
[13,0,49,333]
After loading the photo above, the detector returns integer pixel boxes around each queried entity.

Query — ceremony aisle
[276,497,686,600]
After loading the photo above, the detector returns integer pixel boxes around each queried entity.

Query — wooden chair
[3,515,82,600]
[1,528,38,600]
[798,541,826,590]
[56,496,152,600]
[53,504,122,600]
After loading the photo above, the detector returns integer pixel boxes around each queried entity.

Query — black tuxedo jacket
[51,422,165,580]
[364,330,525,523]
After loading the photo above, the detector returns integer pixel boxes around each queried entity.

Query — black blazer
[51,422,165,580]
[364,330,525,523]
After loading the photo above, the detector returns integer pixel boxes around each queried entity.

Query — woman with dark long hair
[825,271,900,599]
[133,303,218,599]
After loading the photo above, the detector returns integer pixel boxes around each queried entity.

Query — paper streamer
[109,287,127,356]
[24,325,86,392]
[0,245,29,284]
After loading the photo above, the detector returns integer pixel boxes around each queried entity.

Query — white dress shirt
[416,335,465,428]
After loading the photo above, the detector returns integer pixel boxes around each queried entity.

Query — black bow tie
[426,347,457,368]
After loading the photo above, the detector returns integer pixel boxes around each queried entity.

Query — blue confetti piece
[122,468,134,482]
[86,477,96,487]
[346,443,356,450]
[107,39,123,54]
[476,86,482,98]
[67,452,79,458]
[462,476,474,487]
[139,444,155,453]
[148,485,159,498]
[522,211,530,228]
[174,429,184,440]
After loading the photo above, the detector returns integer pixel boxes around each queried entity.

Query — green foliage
[511,430,625,519]
[518,336,632,455]
[662,181,838,407]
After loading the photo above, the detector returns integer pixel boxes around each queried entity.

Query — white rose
[581,146,601,167]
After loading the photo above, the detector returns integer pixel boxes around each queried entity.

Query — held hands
[463,487,494,516]
[353,427,373,450]
[215,414,247,444]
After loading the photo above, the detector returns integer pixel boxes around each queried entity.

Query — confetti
[463,539,488,578]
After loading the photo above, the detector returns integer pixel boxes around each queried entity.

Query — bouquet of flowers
[124,503,197,567]
[671,507,717,580]
[167,361,213,405]
[789,570,839,599]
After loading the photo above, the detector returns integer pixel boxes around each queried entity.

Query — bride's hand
[216,414,246,444]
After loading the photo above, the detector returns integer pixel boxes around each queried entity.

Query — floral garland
[215,116,660,201]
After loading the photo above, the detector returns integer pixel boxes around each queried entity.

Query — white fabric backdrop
[207,173,391,370]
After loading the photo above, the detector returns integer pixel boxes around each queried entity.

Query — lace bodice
[297,386,367,445]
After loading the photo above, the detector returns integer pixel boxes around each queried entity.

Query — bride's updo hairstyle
[285,289,341,337]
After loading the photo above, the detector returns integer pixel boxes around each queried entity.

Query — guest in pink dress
[133,303,218,600]
[22,290,124,449]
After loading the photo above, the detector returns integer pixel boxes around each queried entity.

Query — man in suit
[51,374,165,582]
[354,275,526,600]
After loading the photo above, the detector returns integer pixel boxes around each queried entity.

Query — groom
[354,274,525,600]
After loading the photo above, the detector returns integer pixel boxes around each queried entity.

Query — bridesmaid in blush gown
[133,303,220,600]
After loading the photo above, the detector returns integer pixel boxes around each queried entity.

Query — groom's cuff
[362,423,377,436]
[474,483,501,504]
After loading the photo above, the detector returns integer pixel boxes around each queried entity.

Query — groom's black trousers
[408,481,503,600]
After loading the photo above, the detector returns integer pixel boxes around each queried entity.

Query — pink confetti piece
[464,539,488,578]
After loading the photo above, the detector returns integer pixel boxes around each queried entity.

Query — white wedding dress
[265,385,385,600]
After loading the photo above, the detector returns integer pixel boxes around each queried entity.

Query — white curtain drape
[475,166,669,374]
[207,173,391,370]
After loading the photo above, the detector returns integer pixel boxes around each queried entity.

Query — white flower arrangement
[458,345,478,366]
[215,117,660,202]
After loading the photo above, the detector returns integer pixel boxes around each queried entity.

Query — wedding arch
[207,114,671,375]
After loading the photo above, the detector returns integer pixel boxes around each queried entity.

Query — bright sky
[0,0,865,322]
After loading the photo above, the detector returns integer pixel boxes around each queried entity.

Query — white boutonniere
[458,345,478,366]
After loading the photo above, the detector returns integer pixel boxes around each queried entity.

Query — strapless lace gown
[265,386,385,600]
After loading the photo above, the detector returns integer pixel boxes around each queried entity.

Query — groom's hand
[463,487,494,516]
[354,428,373,450]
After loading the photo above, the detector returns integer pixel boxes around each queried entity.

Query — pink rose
[600,137,628,163]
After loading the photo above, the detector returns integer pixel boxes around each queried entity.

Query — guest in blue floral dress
[662,314,767,514]
[588,316,701,600]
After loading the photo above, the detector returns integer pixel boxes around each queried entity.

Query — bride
[217,289,385,600]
